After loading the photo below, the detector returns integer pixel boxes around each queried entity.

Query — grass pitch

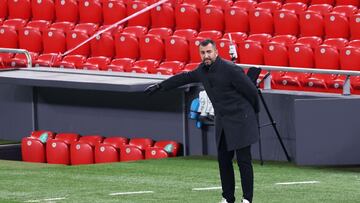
[0,157,359,203]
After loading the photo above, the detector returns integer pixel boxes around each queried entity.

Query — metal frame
[0,48,32,68]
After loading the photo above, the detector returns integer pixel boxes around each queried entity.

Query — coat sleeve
[159,70,200,91]
[229,65,260,113]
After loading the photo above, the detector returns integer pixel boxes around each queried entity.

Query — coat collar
[200,56,222,72]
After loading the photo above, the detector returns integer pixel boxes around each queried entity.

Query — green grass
[0,157,360,203]
[0,140,19,145]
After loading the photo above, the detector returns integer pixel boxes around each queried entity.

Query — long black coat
[160,57,260,150]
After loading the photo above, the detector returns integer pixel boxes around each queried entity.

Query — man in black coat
[145,39,260,203]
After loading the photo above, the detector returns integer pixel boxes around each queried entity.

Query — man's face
[199,43,218,66]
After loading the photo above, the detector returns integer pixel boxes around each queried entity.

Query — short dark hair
[199,39,216,48]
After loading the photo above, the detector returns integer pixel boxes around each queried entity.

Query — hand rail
[0,48,32,68]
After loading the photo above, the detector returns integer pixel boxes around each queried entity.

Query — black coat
[160,57,260,150]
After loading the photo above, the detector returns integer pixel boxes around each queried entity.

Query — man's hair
[199,39,217,49]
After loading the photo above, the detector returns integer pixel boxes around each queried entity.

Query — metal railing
[0,48,32,68]
[237,63,360,96]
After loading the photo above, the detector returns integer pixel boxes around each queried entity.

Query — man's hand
[144,83,161,95]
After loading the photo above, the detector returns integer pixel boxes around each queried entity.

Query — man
[145,39,260,203]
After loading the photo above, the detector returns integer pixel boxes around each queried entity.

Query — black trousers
[217,132,253,203]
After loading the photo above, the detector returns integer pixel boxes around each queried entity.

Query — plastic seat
[223,32,248,44]
[350,14,360,40]
[46,133,80,165]
[297,36,323,49]
[249,8,274,35]
[238,40,264,65]
[42,28,66,54]
[34,53,62,67]
[74,23,99,36]
[264,42,289,66]
[197,30,222,40]
[0,26,18,48]
[51,21,75,32]
[200,5,224,32]
[324,12,350,39]
[82,56,111,71]
[55,0,79,23]
[79,0,102,24]
[70,135,103,165]
[107,58,134,72]
[129,138,154,150]
[348,40,360,47]
[58,55,87,69]
[332,5,357,17]
[351,76,360,95]
[271,35,297,46]
[90,32,114,57]
[307,4,333,15]
[8,0,31,20]
[208,0,233,9]
[156,61,185,75]
[127,1,150,28]
[301,73,328,92]
[311,0,335,5]
[139,34,164,61]
[145,147,169,159]
[232,0,257,11]
[130,59,160,74]
[120,145,144,161]
[103,0,126,25]
[314,44,340,69]
[284,0,309,3]
[182,62,199,72]
[148,27,173,40]
[32,0,55,21]
[215,38,237,61]
[151,3,175,29]
[21,131,55,163]
[335,0,359,7]
[255,1,282,12]
[165,35,189,62]
[299,11,324,37]
[2,18,27,30]
[27,20,51,32]
[18,27,42,53]
[282,2,307,14]
[66,30,90,57]
[182,0,207,9]
[175,4,200,30]
[173,29,198,41]
[322,38,348,49]
[288,43,314,68]
[0,0,7,19]
[114,33,139,59]
[274,9,299,36]
[122,26,148,38]
[8,52,36,67]
[189,36,206,62]
[247,33,272,45]
[340,46,360,71]
[94,137,128,163]
[224,6,249,33]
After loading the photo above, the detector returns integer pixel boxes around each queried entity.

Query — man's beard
[203,58,214,66]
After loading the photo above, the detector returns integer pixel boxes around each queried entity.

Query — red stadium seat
[32,0,55,21]
[324,12,350,39]
[314,44,340,69]
[0,53,14,68]
[307,4,333,15]
[74,23,99,36]
[10,52,38,67]
[255,1,282,12]
[130,59,160,73]
[272,71,305,91]
[173,29,198,41]
[66,30,90,57]
[182,62,199,72]
[129,138,154,150]
[104,137,129,148]
[232,0,257,11]
[216,38,238,61]
[90,32,114,57]
[151,3,175,29]
[122,26,148,38]
[324,74,347,93]
[165,35,190,62]
[274,9,299,36]
[271,35,297,46]
[247,33,272,45]
[288,43,314,68]
[120,145,144,161]
[238,40,264,65]
[182,0,207,9]
[51,21,75,32]
[0,26,18,48]
[153,140,180,156]
[332,5,357,17]
[311,0,335,5]
[18,27,43,53]
[27,20,51,32]
[82,56,111,71]
[284,0,309,4]
[108,58,135,72]
[301,73,328,92]
[299,11,324,37]
[46,133,80,165]
[348,40,360,47]
[79,0,102,24]
[148,27,173,40]
[58,55,87,69]
[34,53,62,67]
[42,28,66,54]
[335,0,359,7]
[70,142,94,165]
[102,0,126,25]
[351,76,360,95]
[114,33,139,59]
[198,30,222,40]
[208,0,233,9]
[8,0,31,20]
[21,131,55,163]
[0,0,7,19]
[223,32,248,44]
[2,18,27,30]
[264,42,289,66]
[139,34,164,60]
[322,38,348,49]
[200,5,224,32]
[189,36,206,62]
[297,36,323,49]
[127,1,150,28]
[55,0,79,23]
[249,8,274,35]
[340,46,360,71]
[350,14,360,40]
[282,2,307,14]
[175,4,200,30]
[224,6,249,33]
[156,61,185,75]
[145,148,169,159]
[94,137,128,163]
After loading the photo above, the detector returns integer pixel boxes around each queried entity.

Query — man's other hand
[144,83,161,95]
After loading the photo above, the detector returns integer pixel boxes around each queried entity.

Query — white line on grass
[275,181,320,185]
[192,186,238,191]
[24,197,66,202]
[109,191,154,196]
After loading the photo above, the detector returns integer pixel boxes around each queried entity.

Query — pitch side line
[109,191,154,196]
[24,197,66,202]
[275,181,320,185]
[192,186,238,191]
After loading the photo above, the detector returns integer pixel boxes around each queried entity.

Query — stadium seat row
[21,130,181,165]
